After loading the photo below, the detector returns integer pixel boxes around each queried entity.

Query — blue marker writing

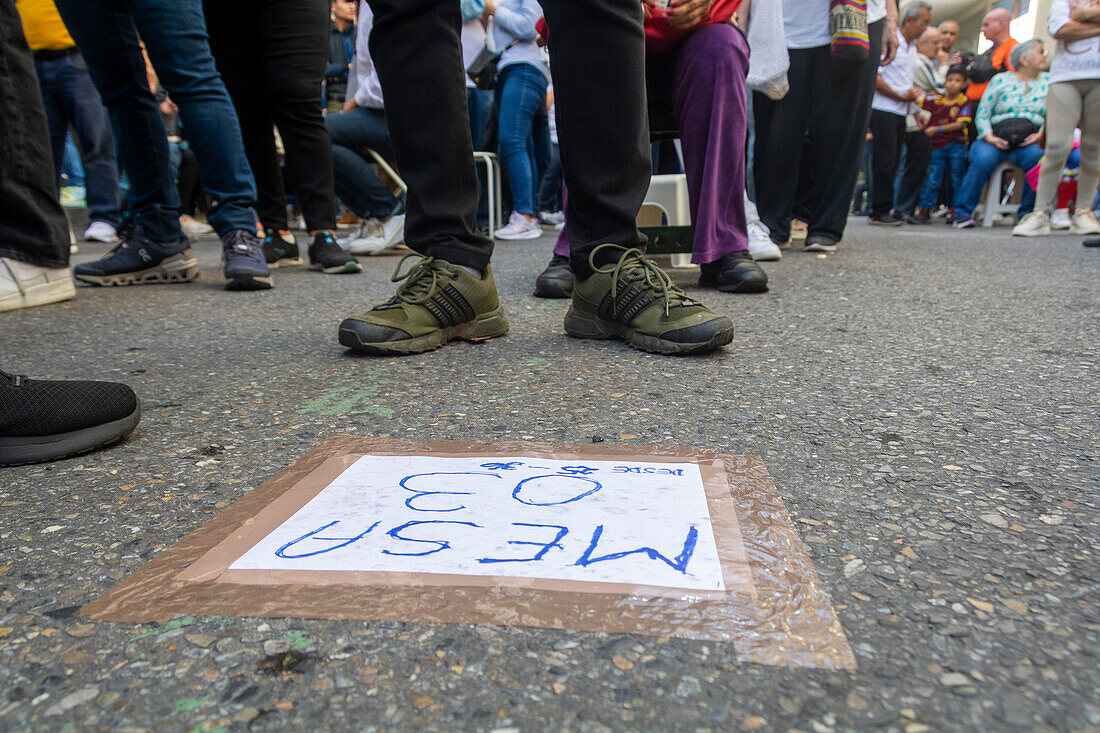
[477,523,569,564]
[512,475,602,506]
[574,524,698,574]
[382,520,480,557]
[275,520,380,559]
[399,471,500,512]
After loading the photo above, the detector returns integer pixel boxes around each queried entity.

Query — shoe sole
[0,404,140,466]
[0,277,75,313]
[868,220,903,227]
[533,280,573,299]
[74,253,199,286]
[804,243,837,253]
[1070,224,1100,235]
[224,272,273,291]
[494,229,542,241]
[268,257,303,269]
[339,306,510,355]
[749,249,782,261]
[563,307,734,356]
[1012,229,1050,237]
[310,261,362,274]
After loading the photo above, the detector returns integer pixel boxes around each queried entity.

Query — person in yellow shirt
[16,0,122,244]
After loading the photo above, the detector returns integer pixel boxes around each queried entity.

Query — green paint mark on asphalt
[62,724,74,730]
[131,614,196,640]
[527,358,548,366]
[283,629,312,651]
[174,693,213,714]
[202,615,236,627]
[297,385,392,417]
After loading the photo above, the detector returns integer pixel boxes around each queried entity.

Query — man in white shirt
[868,1,930,226]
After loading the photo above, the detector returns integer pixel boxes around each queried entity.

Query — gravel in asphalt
[0,215,1097,731]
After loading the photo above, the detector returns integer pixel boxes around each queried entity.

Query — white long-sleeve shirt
[491,0,550,81]
[352,4,384,109]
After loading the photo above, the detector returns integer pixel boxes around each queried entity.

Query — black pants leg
[810,18,883,239]
[895,129,931,216]
[206,0,336,233]
[869,109,905,218]
[753,46,820,244]
[0,0,69,267]
[365,0,649,277]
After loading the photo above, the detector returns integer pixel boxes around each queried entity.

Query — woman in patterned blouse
[953,39,1050,228]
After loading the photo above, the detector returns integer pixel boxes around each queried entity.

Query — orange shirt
[967,38,1018,103]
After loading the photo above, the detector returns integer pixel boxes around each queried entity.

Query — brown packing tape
[79,437,856,670]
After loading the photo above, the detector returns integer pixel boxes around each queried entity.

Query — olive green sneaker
[564,244,734,355]
[338,255,508,355]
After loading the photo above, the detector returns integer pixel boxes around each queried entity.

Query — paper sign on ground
[231,455,724,592]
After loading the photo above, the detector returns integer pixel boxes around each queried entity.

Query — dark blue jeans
[325,106,398,220]
[495,62,548,216]
[35,52,122,227]
[919,140,967,209]
[55,0,257,244]
[953,140,1044,222]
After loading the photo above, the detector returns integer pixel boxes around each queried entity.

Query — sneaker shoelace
[225,231,263,261]
[588,244,696,317]
[376,254,458,310]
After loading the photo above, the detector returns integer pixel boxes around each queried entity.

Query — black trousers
[366,0,649,277]
[753,19,882,244]
[204,0,337,232]
[894,128,931,215]
[0,0,69,268]
[869,108,906,218]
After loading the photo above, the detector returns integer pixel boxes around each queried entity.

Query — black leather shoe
[869,213,904,226]
[533,254,574,298]
[698,251,768,293]
[1084,237,1100,247]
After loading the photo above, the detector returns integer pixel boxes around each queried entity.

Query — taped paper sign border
[79,437,855,670]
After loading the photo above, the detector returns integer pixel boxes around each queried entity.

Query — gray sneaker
[222,230,273,290]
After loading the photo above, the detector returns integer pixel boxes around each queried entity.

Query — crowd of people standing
[2,0,1099,463]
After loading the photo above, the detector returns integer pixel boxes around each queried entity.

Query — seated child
[915,65,972,224]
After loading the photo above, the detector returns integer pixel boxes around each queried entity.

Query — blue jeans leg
[1009,143,1044,217]
[62,134,85,189]
[495,63,547,216]
[919,146,947,209]
[944,142,967,203]
[57,54,122,227]
[56,0,255,241]
[325,108,397,219]
[954,140,1006,221]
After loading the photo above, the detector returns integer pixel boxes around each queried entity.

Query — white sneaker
[348,214,405,255]
[179,215,214,237]
[539,210,564,226]
[0,257,76,313]
[83,221,119,243]
[494,211,542,240]
[1050,208,1072,230]
[339,218,381,249]
[1012,212,1051,237]
[747,221,781,261]
[1070,209,1100,235]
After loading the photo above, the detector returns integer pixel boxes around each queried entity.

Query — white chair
[980,161,1024,227]
[473,151,503,238]
[641,173,693,267]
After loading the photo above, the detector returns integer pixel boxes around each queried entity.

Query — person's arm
[736,0,751,29]
[492,0,540,39]
[667,0,717,30]
[875,73,919,102]
[1069,4,1100,22]
[881,0,899,65]
[974,78,1007,147]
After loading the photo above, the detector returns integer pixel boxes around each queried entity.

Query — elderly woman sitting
[953,39,1050,229]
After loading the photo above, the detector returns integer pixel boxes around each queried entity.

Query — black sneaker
[533,254,573,299]
[222,229,273,290]
[72,232,197,287]
[869,213,904,227]
[1084,237,1100,247]
[0,368,141,466]
[309,232,362,274]
[804,234,839,253]
[697,251,768,293]
[262,232,302,268]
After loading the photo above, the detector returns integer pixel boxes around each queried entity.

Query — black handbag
[967,47,1006,85]
[992,118,1037,149]
[466,39,521,91]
